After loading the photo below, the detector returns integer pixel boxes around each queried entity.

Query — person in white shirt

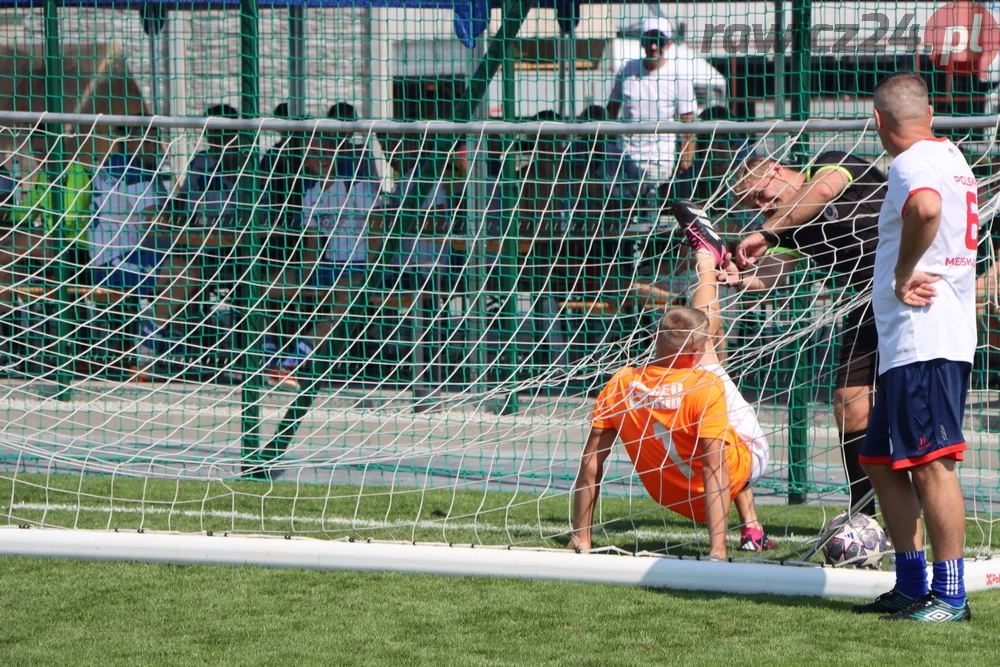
[261,133,381,390]
[851,72,974,622]
[378,137,461,291]
[606,17,695,204]
[89,129,199,366]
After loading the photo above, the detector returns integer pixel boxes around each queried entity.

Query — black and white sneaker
[879,593,972,622]
[671,199,728,265]
[851,589,916,615]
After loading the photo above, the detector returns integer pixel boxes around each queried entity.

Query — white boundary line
[5,502,815,544]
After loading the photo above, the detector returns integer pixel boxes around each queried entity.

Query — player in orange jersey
[568,246,772,559]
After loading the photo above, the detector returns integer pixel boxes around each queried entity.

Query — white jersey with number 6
[874,138,978,375]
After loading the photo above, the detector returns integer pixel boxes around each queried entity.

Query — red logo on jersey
[954,175,977,186]
[945,257,976,267]
[986,572,1000,587]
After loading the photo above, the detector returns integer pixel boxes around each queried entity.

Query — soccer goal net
[0,112,998,596]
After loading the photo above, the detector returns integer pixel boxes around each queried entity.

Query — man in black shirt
[732,152,888,517]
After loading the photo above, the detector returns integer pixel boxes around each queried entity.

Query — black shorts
[836,301,878,389]
[860,359,970,470]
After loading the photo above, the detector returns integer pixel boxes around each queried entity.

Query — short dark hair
[874,72,929,123]
[205,103,239,119]
[273,102,290,120]
[327,102,358,122]
[577,105,607,122]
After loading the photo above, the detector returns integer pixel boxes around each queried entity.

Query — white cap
[641,17,675,42]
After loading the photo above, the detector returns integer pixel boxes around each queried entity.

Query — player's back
[593,365,750,522]
[875,138,977,373]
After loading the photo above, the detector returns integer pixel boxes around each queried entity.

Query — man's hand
[895,270,940,307]
[736,232,769,268]
[717,256,745,288]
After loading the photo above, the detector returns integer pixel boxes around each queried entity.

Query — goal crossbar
[3,110,999,136]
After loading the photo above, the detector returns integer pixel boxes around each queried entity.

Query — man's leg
[834,384,876,516]
[690,248,724,366]
[691,248,776,551]
[856,361,971,620]
[835,306,878,517]
[851,375,929,613]
[910,458,967,608]
[861,464,922,552]
[733,486,763,532]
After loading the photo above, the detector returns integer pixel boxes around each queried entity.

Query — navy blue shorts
[860,359,970,470]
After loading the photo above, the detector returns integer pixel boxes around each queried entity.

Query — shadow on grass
[646,586,859,612]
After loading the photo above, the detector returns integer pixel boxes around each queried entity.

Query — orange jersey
[592,365,752,522]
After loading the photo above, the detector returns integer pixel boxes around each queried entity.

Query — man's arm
[736,167,852,267]
[763,167,852,233]
[894,188,943,307]
[569,426,618,551]
[678,112,695,170]
[719,251,799,294]
[699,436,731,559]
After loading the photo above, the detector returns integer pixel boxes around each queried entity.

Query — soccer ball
[820,512,890,569]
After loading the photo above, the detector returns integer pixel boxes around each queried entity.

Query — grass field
[4,472,1000,664]
[1,556,998,666]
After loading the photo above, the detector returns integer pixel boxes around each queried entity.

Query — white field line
[5,502,816,544]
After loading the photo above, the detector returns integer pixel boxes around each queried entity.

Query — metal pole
[495,3,520,415]
[468,37,491,404]
[558,35,567,119]
[790,0,811,158]
[774,0,784,120]
[787,0,812,503]
[288,3,306,118]
[238,0,266,474]
[43,0,72,401]
[567,34,576,119]
[149,27,159,115]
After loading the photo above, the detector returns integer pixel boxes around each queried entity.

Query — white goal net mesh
[0,113,998,564]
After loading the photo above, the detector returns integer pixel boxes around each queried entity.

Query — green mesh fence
[0,2,998,560]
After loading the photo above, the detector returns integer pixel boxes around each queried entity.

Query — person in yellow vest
[6,134,93,285]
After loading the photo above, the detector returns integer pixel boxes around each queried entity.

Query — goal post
[1,111,999,598]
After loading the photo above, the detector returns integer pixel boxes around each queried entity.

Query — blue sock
[932,558,966,607]
[895,550,928,599]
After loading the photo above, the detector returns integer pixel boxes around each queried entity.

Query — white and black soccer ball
[820,512,890,569]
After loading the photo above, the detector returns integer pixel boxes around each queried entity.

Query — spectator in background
[606,17,695,208]
[88,127,199,372]
[7,132,93,284]
[0,154,20,305]
[376,136,463,293]
[259,102,309,284]
[692,106,753,204]
[261,131,382,390]
[327,102,381,185]
[177,103,243,226]
[259,102,303,227]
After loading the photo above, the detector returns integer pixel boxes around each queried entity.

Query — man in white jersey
[261,133,381,390]
[606,18,695,204]
[852,73,974,622]
[89,128,199,369]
